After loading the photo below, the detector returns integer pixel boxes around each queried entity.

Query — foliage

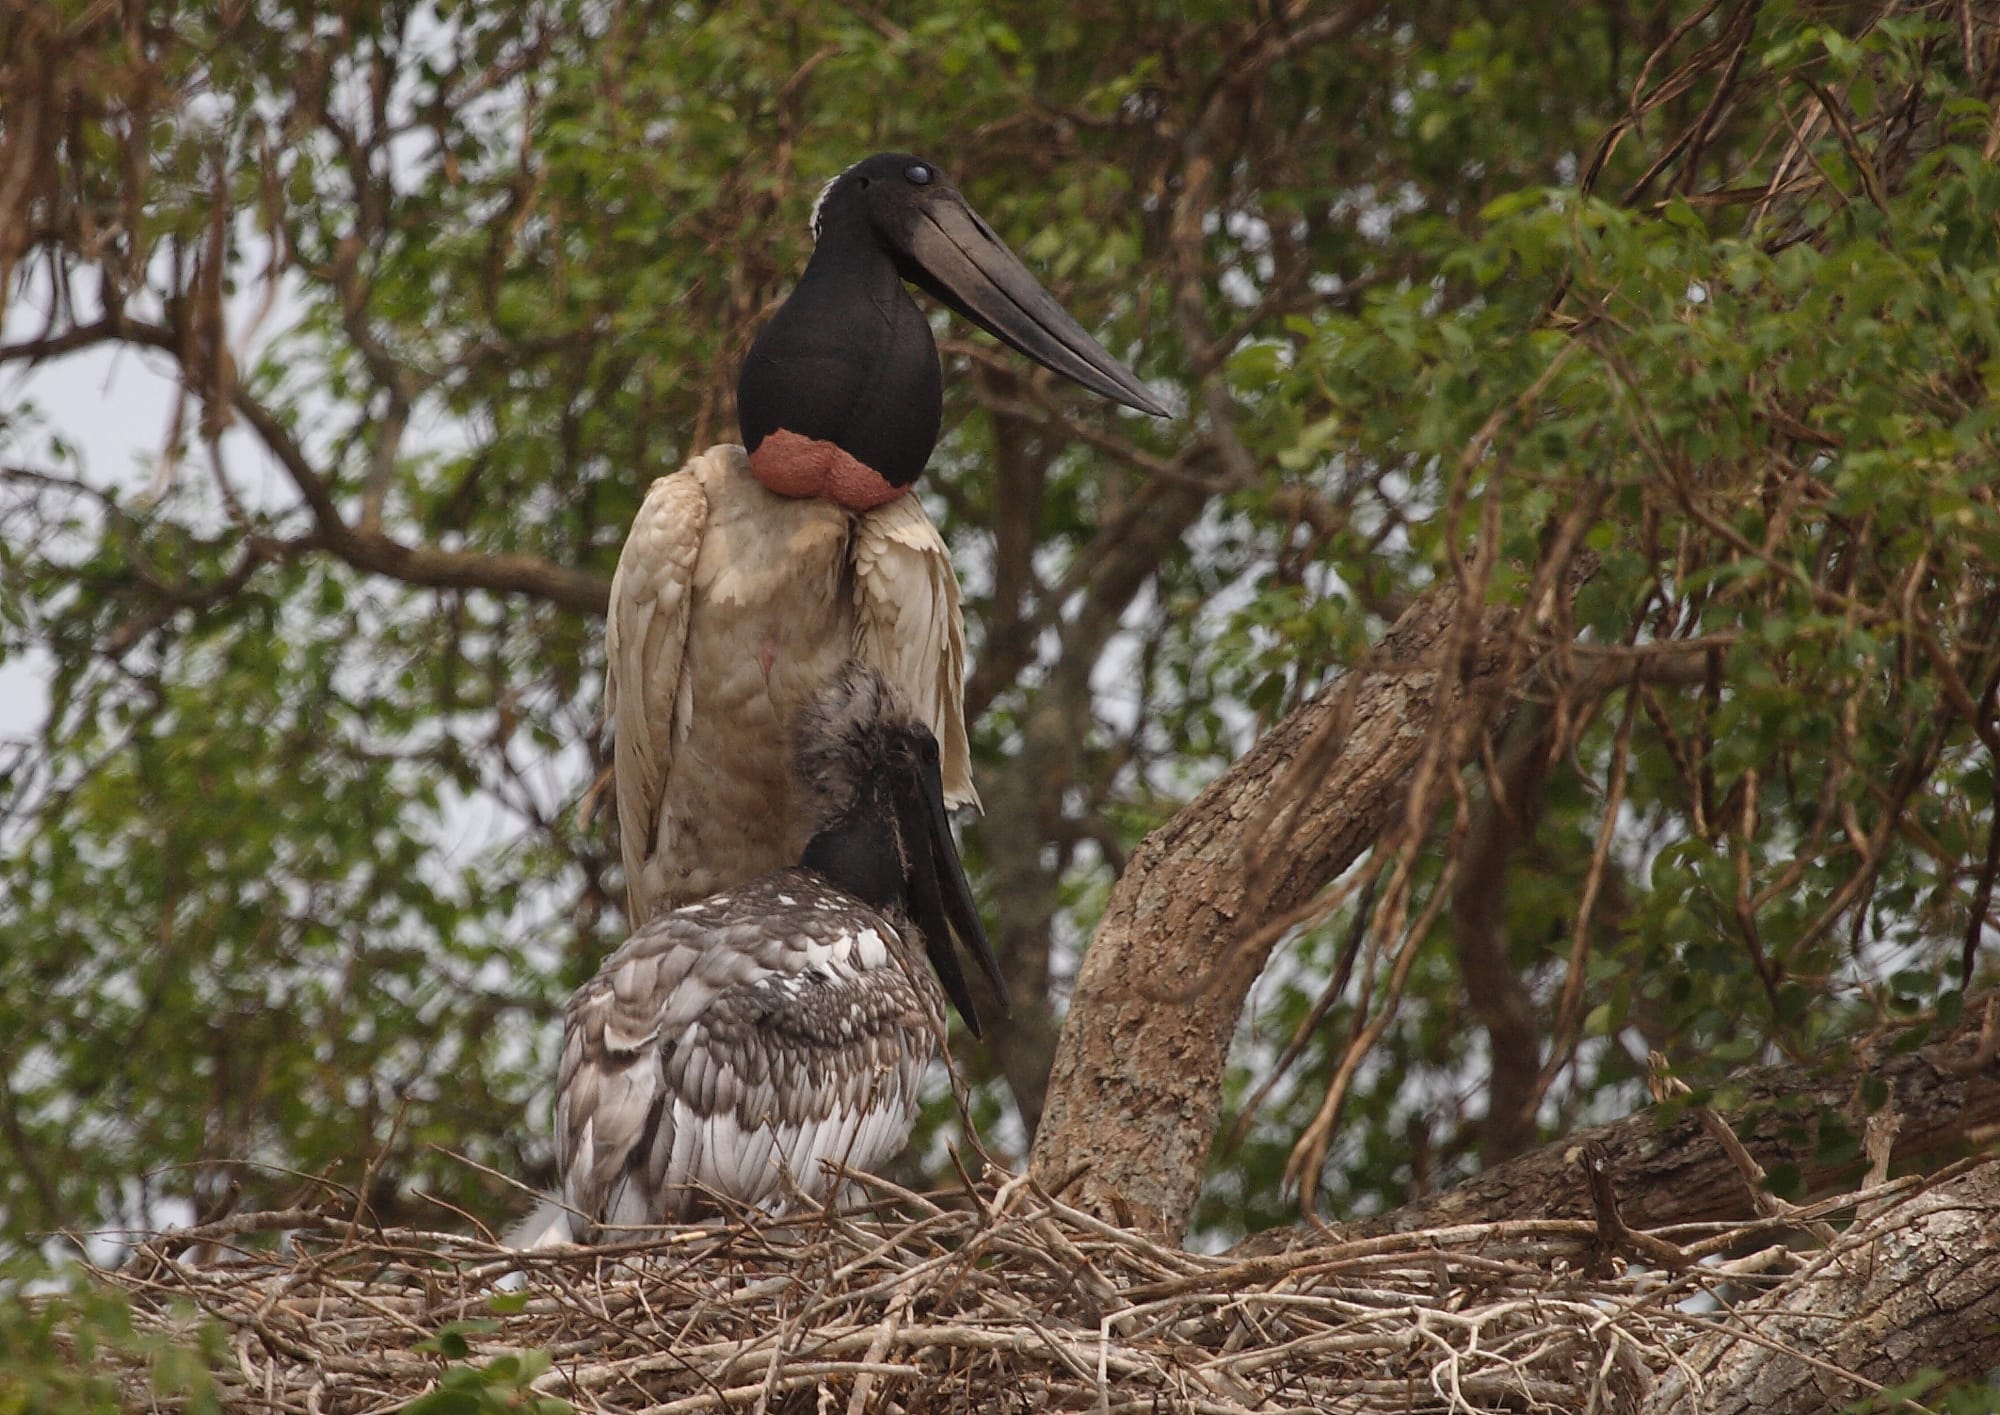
[0,1259,221,1414]
[1,0,1997,1283]
[405,1317,570,1415]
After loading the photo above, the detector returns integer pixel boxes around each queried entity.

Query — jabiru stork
[519,663,1005,1242]
[607,152,1167,925]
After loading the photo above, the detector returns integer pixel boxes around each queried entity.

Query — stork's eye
[905,163,932,186]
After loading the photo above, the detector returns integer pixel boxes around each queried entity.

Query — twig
[1648,1052,1841,1245]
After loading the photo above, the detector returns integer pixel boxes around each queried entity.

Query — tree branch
[1641,1159,2000,1415]
[1451,704,1555,1164]
[1340,994,2000,1239]
[2,316,610,616]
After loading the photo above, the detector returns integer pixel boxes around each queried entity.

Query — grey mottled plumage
[517,664,1003,1246]
[537,872,945,1239]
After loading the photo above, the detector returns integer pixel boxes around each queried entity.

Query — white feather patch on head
[809,160,863,242]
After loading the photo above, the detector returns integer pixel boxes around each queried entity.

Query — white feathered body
[606,445,975,924]
[533,869,947,1241]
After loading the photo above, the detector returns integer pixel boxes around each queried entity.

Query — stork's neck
[795,217,909,303]
[736,229,945,505]
[800,785,903,914]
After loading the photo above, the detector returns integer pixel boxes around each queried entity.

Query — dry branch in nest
[88,1158,2000,1415]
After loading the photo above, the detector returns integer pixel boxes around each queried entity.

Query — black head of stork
[793,661,1009,1035]
[737,152,1169,511]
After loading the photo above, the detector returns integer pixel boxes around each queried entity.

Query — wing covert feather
[552,916,715,1227]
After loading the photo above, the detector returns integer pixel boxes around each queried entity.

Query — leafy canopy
[0,0,1996,1260]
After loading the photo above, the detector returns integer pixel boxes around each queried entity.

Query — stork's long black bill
[904,199,1170,419]
[898,751,1009,1037]
[922,751,1008,1009]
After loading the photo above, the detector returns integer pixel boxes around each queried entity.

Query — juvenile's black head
[793,663,1007,1035]
[737,152,1169,501]
[792,662,925,852]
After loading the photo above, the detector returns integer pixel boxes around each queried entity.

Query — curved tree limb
[1030,560,1592,1241]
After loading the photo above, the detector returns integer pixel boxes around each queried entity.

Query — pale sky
[3,342,185,739]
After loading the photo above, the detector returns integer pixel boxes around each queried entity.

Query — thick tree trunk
[1641,1161,2000,1415]
[1030,570,1568,1240]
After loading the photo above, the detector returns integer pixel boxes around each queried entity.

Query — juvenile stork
[521,663,1004,1243]
[609,152,1167,923]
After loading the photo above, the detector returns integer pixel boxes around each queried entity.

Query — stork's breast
[643,467,861,902]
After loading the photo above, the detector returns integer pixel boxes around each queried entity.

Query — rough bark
[1340,996,2000,1238]
[1030,571,1563,1241]
[1641,1161,2000,1415]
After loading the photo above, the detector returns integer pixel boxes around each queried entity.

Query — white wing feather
[852,496,979,810]
[606,470,710,925]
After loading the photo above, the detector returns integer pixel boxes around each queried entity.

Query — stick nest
[87,1164,1919,1415]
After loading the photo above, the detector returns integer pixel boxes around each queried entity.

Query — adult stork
[519,663,1005,1242]
[608,152,1167,924]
